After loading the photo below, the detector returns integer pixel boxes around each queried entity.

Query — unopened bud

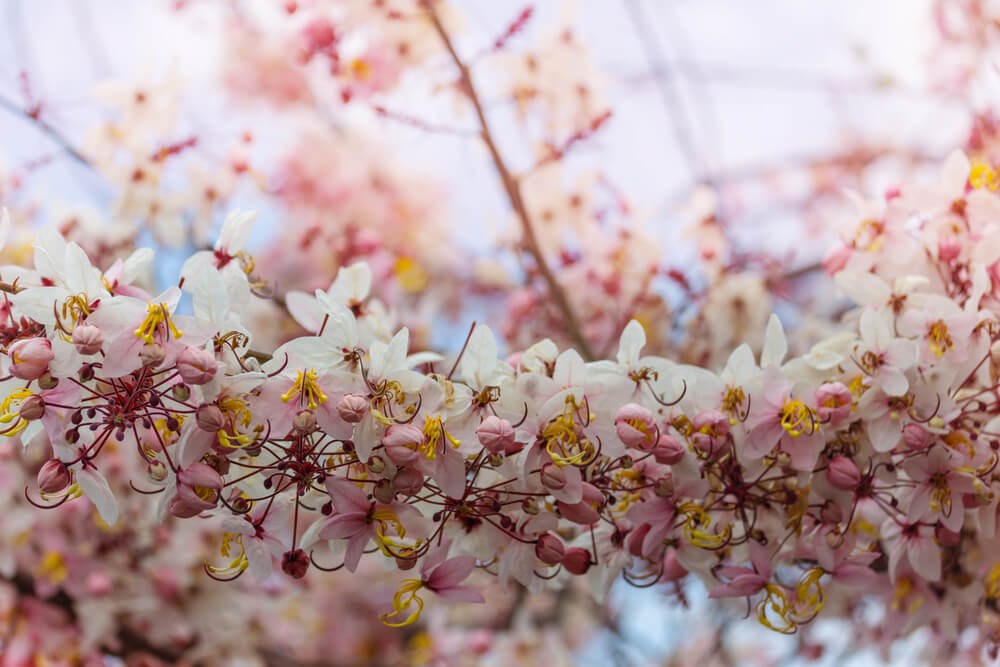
[176,346,219,385]
[476,415,517,454]
[614,403,656,449]
[196,404,225,432]
[171,384,191,402]
[71,324,103,355]
[293,410,317,434]
[281,549,310,579]
[561,547,592,575]
[652,434,685,465]
[337,394,368,423]
[18,394,45,421]
[535,533,565,565]
[37,459,70,494]
[903,423,931,450]
[368,455,386,474]
[37,372,57,390]
[540,462,567,490]
[9,338,54,380]
[148,459,169,482]
[826,456,861,491]
[392,467,424,496]
[373,478,395,503]
[382,424,423,466]
[140,342,165,368]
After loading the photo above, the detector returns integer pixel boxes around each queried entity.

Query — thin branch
[424,2,596,361]
[0,94,92,169]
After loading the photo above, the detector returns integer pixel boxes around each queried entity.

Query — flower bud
[815,382,852,424]
[18,394,45,421]
[171,384,191,402]
[140,342,165,368]
[826,456,861,491]
[37,459,70,494]
[373,478,395,504]
[148,459,169,483]
[476,415,517,454]
[535,533,565,565]
[396,556,417,571]
[392,467,424,496]
[178,462,223,490]
[337,394,368,423]
[382,424,423,466]
[293,410,317,434]
[690,410,729,455]
[196,404,225,432]
[9,338,53,380]
[37,372,57,390]
[903,423,931,450]
[938,236,961,262]
[654,476,674,498]
[652,434,685,465]
[368,455,386,474]
[281,549,310,579]
[540,462,567,490]
[614,403,656,449]
[71,325,103,355]
[176,346,218,385]
[561,547,591,575]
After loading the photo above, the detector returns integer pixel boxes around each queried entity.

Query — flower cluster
[5,149,1000,652]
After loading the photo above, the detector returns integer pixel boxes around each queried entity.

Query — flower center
[780,399,816,438]
[134,301,183,344]
[280,369,328,410]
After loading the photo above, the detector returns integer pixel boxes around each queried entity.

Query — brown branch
[424,2,597,361]
[0,94,92,170]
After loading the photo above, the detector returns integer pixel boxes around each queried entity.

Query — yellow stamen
[207,533,249,576]
[542,395,596,467]
[928,320,953,358]
[0,387,35,436]
[280,369,328,410]
[780,399,816,438]
[381,579,425,627]
[134,301,183,344]
[971,160,999,190]
[678,502,730,549]
[421,415,460,461]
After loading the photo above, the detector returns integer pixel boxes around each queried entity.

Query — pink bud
[690,410,729,455]
[71,325,103,355]
[820,499,844,525]
[826,456,861,491]
[535,533,565,565]
[85,571,112,596]
[561,547,592,575]
[281,548,310,579]
[337,394,368,423]
[938,236,961,262]
[903,423,931,450]
[37,459,70,494]
[9,338,53,380]
[196,404,225,432]
[540,462,567,490]
[176,346,218,385]
[392,467,424,496]
[614,403,656,449]
[652,434,685,465]
[178,462,223,490]
[140,342,165,368]
[293,410,317,434]
[476,416,517,454]
[815,382,852,424]
[382,424,423,466]
[18,394,45,421]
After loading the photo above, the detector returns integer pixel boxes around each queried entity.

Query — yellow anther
[756,584,796,634]
[280,369,328,410]
[678,502,731,549]
[722,385,746,422]
[0,388,35,435]
[381,579,425,627]
[134,301,183,344]
[780,399,816,438]
[986,562,1000,599]
[207,533,249,576]
[541,395,596,467]
[421,415,460,461]
[37,551,68,585]
[928,320,953,358]
[971,160,999,190]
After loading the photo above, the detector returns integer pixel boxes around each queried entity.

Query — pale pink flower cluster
[4,150,1000,657]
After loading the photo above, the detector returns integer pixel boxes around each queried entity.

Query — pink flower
[708,540,773,599]
[8,337,54,380]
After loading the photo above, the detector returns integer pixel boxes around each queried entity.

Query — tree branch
[424,2,597,361]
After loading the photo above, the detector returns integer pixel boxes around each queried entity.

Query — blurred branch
[0,94,92,169]
[424,2,597,361]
